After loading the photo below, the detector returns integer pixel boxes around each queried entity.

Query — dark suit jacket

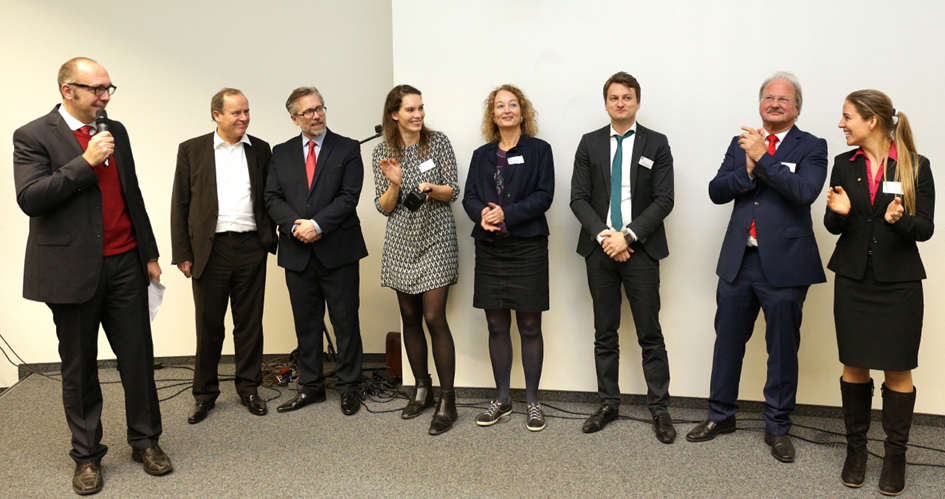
[825,151,934,282]
[709,125,827,287]
[570,123,674,260]
[264,129,368,271]
[170,132,277,279]
[462,135,554,240]
[14,105,159,304]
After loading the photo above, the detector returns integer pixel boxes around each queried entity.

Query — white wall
[391,0,945,414]
[0,1,398,387]
[2,0,943,416]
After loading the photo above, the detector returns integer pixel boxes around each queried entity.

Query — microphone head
[374,124,382,134]
[95,109,108,122]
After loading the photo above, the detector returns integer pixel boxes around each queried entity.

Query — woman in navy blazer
[462,85,554,431]
[825,90,934,495]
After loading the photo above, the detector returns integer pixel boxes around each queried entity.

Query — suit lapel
[310,130,334,195]
[48,109,84,159]
[629,125,646,199]
[244,138,259,205]
[594,126,611,188]
[774,126,801,160]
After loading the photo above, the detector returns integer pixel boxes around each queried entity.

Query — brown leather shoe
[131,444,173,476]
[72,461,103,495]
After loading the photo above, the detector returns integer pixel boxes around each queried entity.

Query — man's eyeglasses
[68,83,117,97]
[762,95,794,106]
[294,106,327,119]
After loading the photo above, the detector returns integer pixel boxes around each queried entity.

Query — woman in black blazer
[825,90,934,496]
[462,85,554,431]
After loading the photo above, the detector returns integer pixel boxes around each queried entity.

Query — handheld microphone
[95,110,110,168]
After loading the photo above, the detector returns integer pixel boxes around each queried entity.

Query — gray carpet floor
[1,364,943,498]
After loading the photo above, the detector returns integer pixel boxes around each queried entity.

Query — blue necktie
[611,130,634,229]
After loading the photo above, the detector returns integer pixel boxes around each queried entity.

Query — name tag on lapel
[508,155,524,165]
[883,181,903,195]
[782,162,796,173]
[639,157,654,169]
[419,159,436,173]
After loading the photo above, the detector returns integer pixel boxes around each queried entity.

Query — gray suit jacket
[14,105,159,304]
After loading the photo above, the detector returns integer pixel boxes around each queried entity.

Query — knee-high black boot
[401,375,434,420]
[878,384,916,496]
[840,377,873,487]
[428,390,457,436]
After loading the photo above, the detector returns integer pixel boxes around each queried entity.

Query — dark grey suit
[14,105,162,463]
[570,123,674,413]
[170,132,276,403]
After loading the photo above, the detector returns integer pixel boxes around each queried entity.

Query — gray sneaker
[526,403,546,432]
[475,400,512,426]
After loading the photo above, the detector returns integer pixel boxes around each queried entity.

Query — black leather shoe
[653,412,677,444]
[428,390,458,436]
[276,391,326,413]
[686,416,736,442]
[341,391,361,415]
[401,375,435,419]
[764,431,796,463]
[131,444,173,476]
[582,405,619,433]
[73,461,103,495]
[240,394,267,416]
[187,400,214,424]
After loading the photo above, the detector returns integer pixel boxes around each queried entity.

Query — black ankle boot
[428,390,457,436]
[401,375,434,420]
[840,377,873,487]
[878,384,916,496]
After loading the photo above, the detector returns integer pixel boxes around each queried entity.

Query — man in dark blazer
[687,72,828,464]
[13,57,171,495]
[570,72,676,443]
[171,89,277,424]
[264,87,367,416]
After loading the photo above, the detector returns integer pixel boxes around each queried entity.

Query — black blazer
[170,132,277,279]
[14,105,159,304]
[825,150,935,282]
[570,123,674,260]
[462,135,554,240]
[265,129,368,271]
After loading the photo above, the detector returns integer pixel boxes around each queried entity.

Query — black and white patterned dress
[372,132,459,294]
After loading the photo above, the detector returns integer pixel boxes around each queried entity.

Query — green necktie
[611,130,634,229]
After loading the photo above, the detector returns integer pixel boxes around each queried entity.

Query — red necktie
[81,125,94,135]
[749,135,778,240]
[306,140,317,188]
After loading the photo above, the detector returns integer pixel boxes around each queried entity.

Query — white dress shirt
[213,131,257,233]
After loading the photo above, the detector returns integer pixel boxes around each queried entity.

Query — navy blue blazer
[462,135,554,240]
[825,151,934,282]
[709,125,827,288]
[264,129,368,271]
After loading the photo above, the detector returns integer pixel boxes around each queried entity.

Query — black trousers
[285,255,363,395]
[48,249,162,463]
[585,244,671,414]
[192,231,267,402]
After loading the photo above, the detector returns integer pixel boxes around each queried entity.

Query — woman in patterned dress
[373,84,460,435]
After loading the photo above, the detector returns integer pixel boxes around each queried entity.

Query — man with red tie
[171,89,277,424]
[14,57,170,495]
[687,72,828,463]
[264,87,367,416]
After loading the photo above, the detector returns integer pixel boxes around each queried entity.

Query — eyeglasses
[68,83,117,97]
[294,106,327,119]
[762,95,794,106]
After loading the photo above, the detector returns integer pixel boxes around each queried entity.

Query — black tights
[485,309,543,404]
[397,286,455,391]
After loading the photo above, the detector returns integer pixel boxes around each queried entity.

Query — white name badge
[508,155,525,165]
[639,156,654,169]
[418,159,436,173]
[782,162,796,173]
[884,181,904,195]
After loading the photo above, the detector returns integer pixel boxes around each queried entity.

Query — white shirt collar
[58,104,91,131]
[213,130,251,149]
[609,121,638,138]
[302,131,327,150]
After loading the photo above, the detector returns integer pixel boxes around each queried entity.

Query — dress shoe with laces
[653,412,677,444]
[686,416,737,442]
[131,444,173,476]
[764,431,796,463]
[187,400,214,424]
[240,394,267,416]
[72,461,103,495]
[277,391,326,413]
[582,405,619,433]
[341,391,361,415]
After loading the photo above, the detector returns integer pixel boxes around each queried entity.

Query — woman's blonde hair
[481,84,538,143]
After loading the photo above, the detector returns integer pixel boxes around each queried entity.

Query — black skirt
[473,235,549,312]
[834,258,923,371]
